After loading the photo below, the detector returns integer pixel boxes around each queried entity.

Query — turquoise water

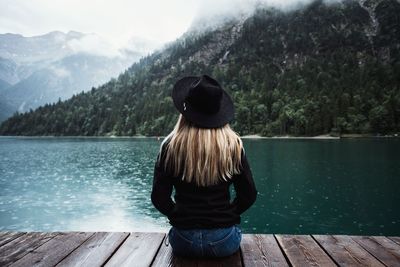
[0,137,399,235]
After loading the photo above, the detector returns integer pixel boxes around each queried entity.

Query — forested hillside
[1,0,399,136]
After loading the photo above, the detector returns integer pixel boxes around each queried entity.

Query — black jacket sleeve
[231,148,258,214]
[151,143,175,217]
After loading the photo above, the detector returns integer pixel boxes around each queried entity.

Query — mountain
[1,52,141,112]
[0,100,15,122]
[1,0,399,136]
[0,57,20,85]
[0,31,89,84]
[0,79,10,91]
[0,31,83,65]
[0,31,159,122]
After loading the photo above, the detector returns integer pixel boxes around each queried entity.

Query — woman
[151,74,257,258]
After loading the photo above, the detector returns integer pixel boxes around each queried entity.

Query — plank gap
[313,235,384,267]
[2,232,60,266]
[276,235,336,266]
[10,232,94,267]
[0,232,26,248]
[239,247,245,267]
[351,236,400,267]
[388,237,400,246]
[311,234,340,267]
[149,233,166,267]
[0,232,60,266]
[353,238,390,267]
[101,232,131,267]
[53,232,96,266]
[273,234,293,267]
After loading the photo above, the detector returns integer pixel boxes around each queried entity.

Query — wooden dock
[1,231,400,266]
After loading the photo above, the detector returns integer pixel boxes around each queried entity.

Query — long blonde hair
[159,114,244,187]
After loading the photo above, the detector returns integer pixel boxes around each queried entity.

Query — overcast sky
[0,0,321,47]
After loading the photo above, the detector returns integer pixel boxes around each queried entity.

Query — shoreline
[1,134,399,139]
[242,134,399,139]
[241,134,340,139]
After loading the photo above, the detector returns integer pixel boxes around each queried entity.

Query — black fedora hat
[172,74,235,128]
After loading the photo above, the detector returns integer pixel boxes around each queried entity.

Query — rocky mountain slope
[0,31,158,121]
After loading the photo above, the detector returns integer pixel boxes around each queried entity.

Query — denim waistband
[167,225,242,257]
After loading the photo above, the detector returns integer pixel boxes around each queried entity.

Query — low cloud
[190,0,343,32]
[49,66,71,78]
[66,34,122,58]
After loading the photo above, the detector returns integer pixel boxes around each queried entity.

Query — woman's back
[152,138,257,229]
[151,74,257,258]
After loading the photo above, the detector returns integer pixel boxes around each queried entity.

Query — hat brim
[172,76,235,128]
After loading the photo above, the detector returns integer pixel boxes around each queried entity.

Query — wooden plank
[240,234,288,267]
[151,239,177,267]
[276,235,336,267]
[0,232,399,267]
[151,239,197,267]
[104,232,164,267]
[0,232,11,239]
[313,235,384,267]
[56,232,129,267]
[351,236,400,267]
[0,232,26,247]
[0,232,58,266]
[10,232,94,267]
[389,237,400,246]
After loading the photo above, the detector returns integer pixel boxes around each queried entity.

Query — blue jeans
[168,225,242,258]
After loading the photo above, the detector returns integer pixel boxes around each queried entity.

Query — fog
[0,0,345,54]
[190,0,343,32]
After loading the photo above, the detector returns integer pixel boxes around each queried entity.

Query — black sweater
[151,141,258,229]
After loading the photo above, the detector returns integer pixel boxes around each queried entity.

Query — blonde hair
[159,114,243,187]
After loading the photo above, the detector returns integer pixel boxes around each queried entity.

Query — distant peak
[67,31,85,38]
[0,33,23,38]
[46,30,65,36]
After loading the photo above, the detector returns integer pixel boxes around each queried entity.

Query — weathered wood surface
[0,232,26,247]
[241,234,288,267]
[0,232,58,267]
[104,232,164,267]
[389,237,400,246]
[9,232,93,267]
[276,234,336,267]
[0,231,399,267]
[56,232,129,267]
[351,236,400,267]
[313,235,385,266]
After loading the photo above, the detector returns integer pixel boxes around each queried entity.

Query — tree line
[1,0,399,136]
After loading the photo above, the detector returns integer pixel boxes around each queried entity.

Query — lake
[0,136,399,235]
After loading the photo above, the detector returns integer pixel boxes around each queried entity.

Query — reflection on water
[0,137,399,235]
